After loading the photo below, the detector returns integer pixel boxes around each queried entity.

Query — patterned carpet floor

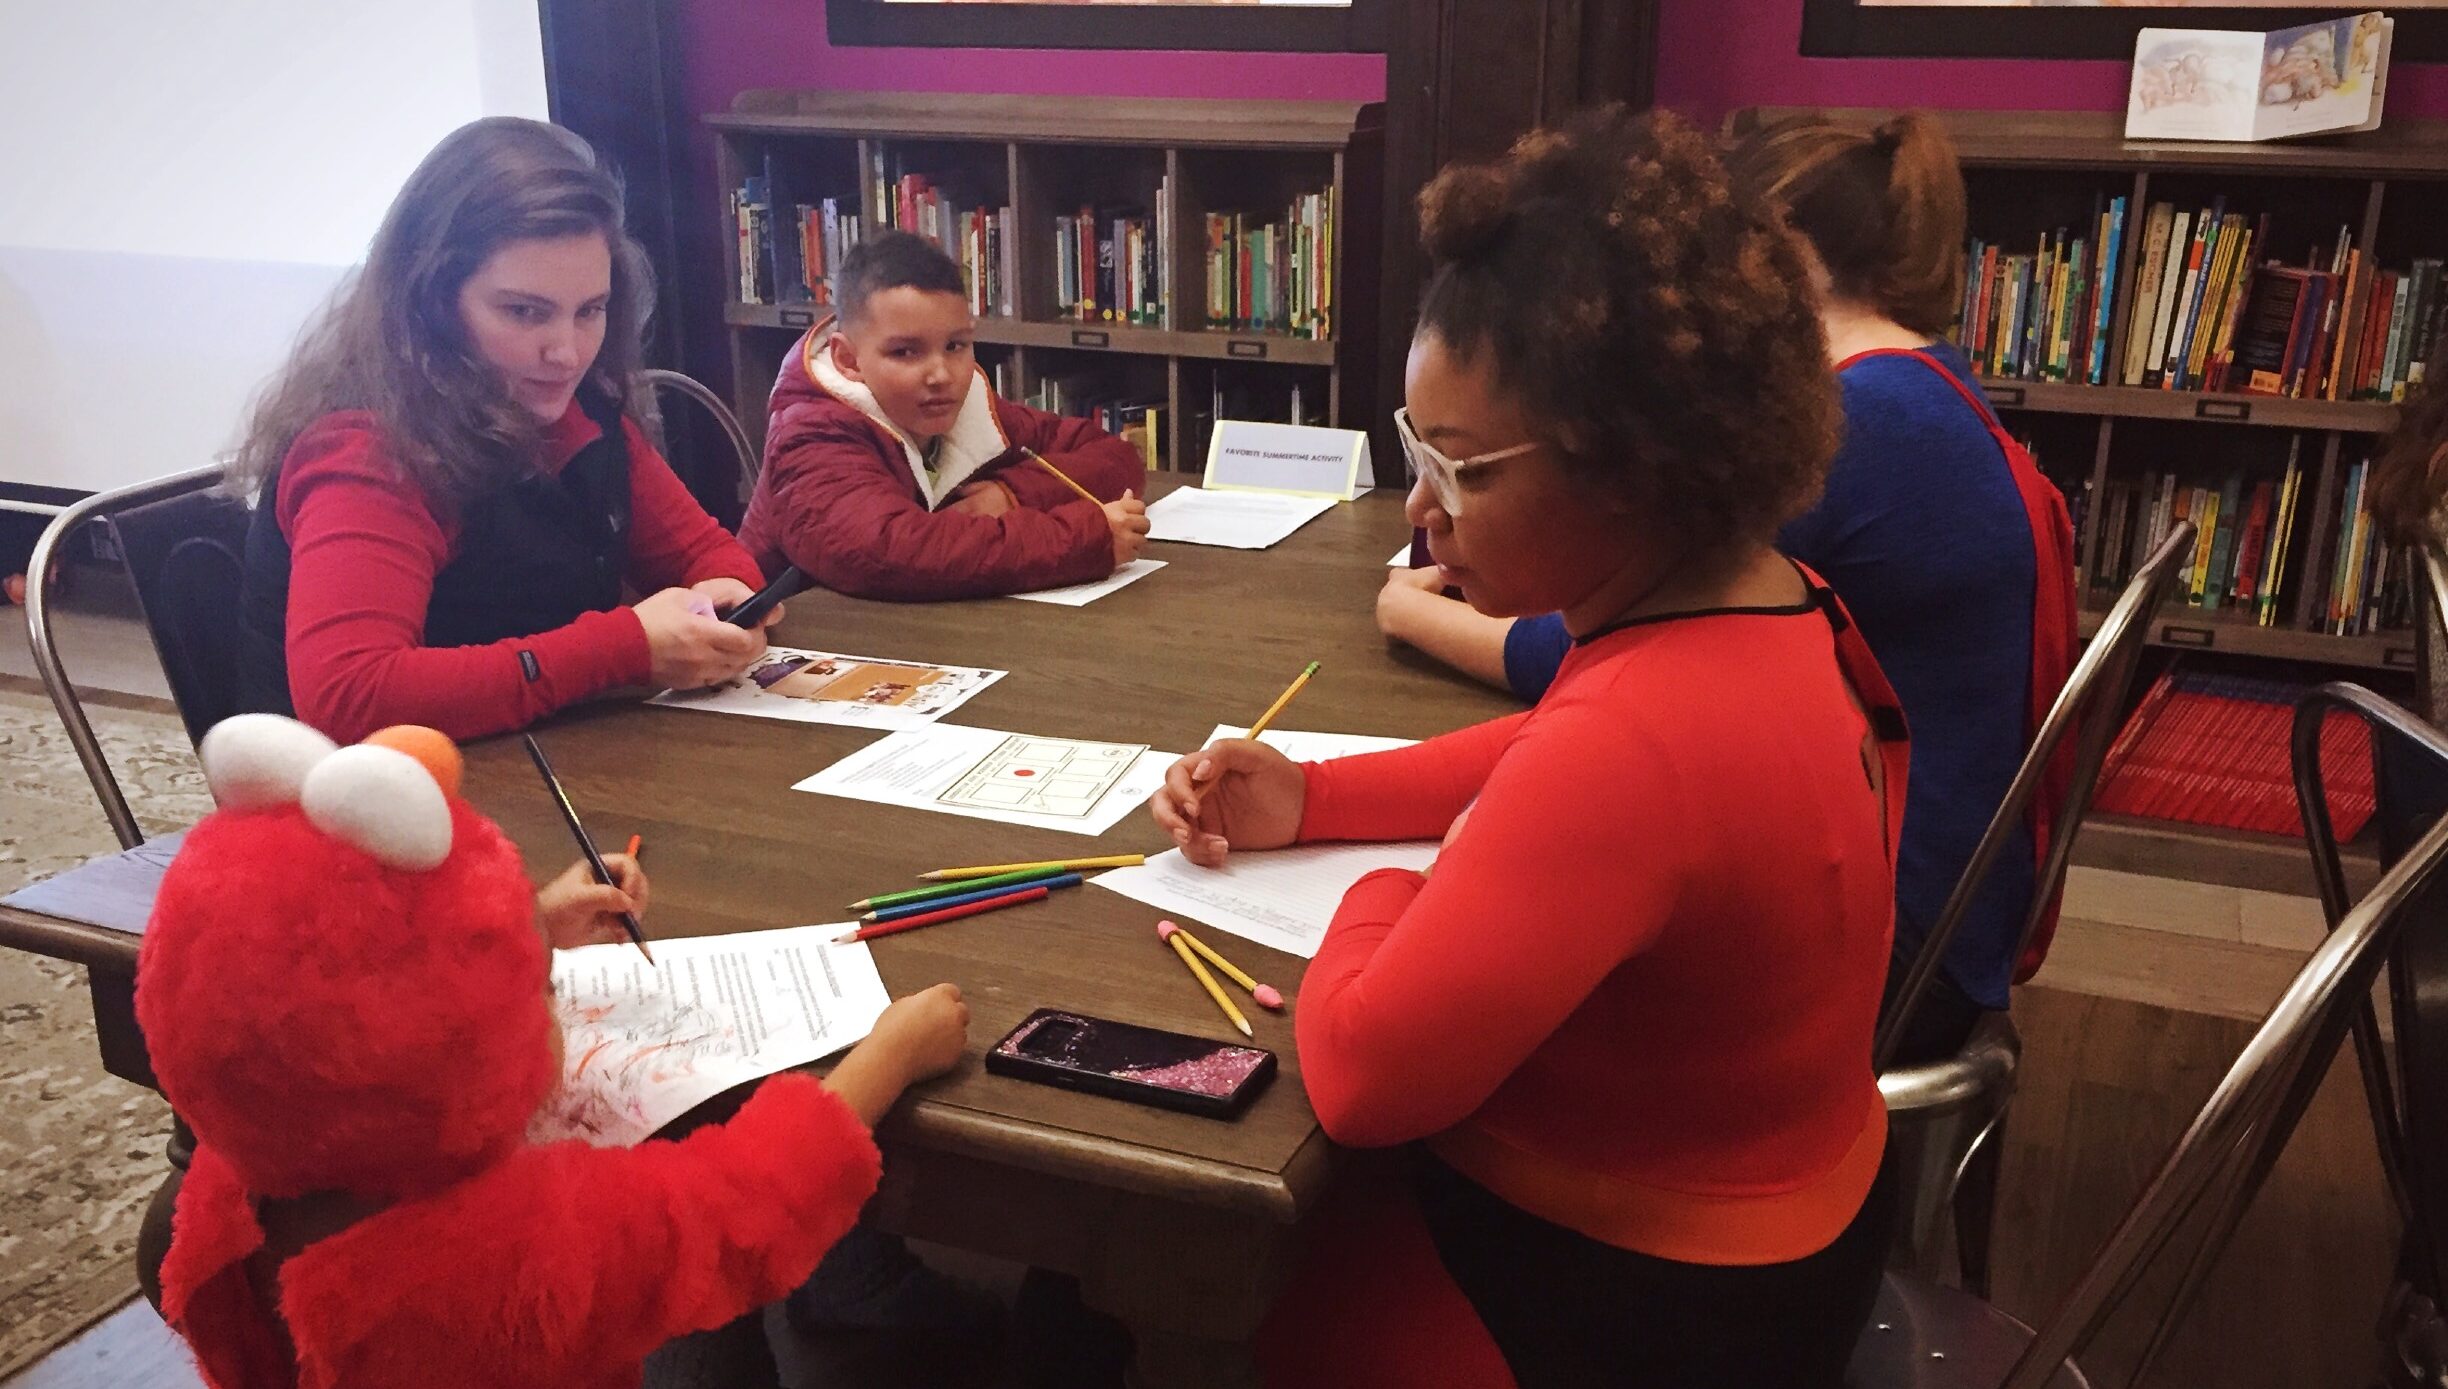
[0,683,210,1379]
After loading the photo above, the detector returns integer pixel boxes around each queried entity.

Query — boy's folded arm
[762,428,1113,599]
[990,400,1148,508]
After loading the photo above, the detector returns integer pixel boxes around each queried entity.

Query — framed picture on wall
[828,0,1388,52]
[1802,0,2448,62]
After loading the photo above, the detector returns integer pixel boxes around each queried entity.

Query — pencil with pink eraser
[1157,920,1283,1010]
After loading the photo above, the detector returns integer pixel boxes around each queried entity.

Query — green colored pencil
[848,865,1070,912]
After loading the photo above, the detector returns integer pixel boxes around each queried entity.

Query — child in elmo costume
[135,714,969,1388]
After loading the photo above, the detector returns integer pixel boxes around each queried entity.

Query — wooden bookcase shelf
[708,91,1384,474]
[1734,106,2441,679]
[1974,377,2398,435]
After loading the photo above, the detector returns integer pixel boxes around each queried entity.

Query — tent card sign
[2125,12,2393,143]
[1203,419,1370,501]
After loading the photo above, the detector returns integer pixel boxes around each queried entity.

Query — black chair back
[106,485,251,746]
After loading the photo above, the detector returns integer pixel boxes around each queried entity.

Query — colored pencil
[864,873,1082,924]
[832,885,1051,944]
[1163,925,1252,1037]
[1160,921,1283,1010]
[1245,660,1320,742]
[625,834,642,860]
[1026,448,1101,504]
[919,854,1144,882]
[521,735,653,965]
[851,865,1070,911]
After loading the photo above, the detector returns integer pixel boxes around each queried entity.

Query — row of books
[1958,202,2448,402]
[1205,186,1335,338]
[1958,195,2127,384]
[2092,666,2376,839]
[735,174,1018,317]
[1056,184,1174,328]
[2082,443,2411,638]
[2133,211,2442,401]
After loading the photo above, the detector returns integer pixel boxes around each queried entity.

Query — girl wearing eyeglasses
[1154,109,1906,1388]
[1374,111,2076,1072]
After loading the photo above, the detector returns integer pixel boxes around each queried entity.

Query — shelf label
[2161,624,2215,649]
[2195,400,2251,422]
[1072,330,1110,349]
[779,308,816,328]
[1983,385,2026,408]
[2387,646,2417,670]
[1227,340,1270,360]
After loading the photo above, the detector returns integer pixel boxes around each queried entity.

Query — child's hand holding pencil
[536,854,650,951]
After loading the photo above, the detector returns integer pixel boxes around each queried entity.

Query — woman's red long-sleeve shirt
[1293,585,1910,1266]
[273,402,763,743]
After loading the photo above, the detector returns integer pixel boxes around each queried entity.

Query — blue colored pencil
[862,872,1083,924]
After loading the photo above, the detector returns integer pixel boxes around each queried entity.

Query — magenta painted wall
[673,0,1386,112]
[1656,0,2448,128]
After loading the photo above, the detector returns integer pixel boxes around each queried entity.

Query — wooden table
[0,478,1518,1387]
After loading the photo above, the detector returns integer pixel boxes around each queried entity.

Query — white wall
[0,1,549,493]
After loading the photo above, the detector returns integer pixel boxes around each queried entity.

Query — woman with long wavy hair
[232,117,776,744]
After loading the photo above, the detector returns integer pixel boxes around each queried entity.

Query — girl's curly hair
[1414,106,1842,557]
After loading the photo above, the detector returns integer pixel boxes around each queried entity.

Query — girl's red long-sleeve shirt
[1293,582,1910,1266]
[273,403,763,743]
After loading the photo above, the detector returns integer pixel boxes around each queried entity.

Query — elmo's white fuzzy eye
[301,745,453,871]
[199,715,337,812]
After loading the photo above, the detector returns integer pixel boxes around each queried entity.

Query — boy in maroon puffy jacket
[739,231,1149,600]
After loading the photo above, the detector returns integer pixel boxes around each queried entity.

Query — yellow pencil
[1245,660,1320,742]
[1162,922,1252,1037]
[1026,448,1101,505]
[1164,922,1283,1010]
[919,853,1145,882]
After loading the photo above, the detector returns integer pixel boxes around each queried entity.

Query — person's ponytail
[1871,113,1968,338]
[1726,109,1967,338]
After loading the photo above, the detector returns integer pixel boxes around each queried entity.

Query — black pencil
[522,735,654,964]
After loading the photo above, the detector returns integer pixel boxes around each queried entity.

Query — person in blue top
[1377,111,2061,1066]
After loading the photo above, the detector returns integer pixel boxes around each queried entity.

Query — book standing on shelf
[1056,182,1171,328]
[1205,185,1336,339]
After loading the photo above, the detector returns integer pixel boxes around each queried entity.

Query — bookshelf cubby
[710,92,1383,476]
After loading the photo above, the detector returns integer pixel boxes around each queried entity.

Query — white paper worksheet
[1145,487,1335,550]
[1092,726,1432,957]
[792,724,1177,837]
[650,646,1004,729]
[530,926,889,1148]
[1009,558,1166,606]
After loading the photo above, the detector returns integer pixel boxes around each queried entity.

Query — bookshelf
[709,91,1383,476]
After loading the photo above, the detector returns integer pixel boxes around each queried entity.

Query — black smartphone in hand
[721,565,807,628]
[985,1009,1276,1119]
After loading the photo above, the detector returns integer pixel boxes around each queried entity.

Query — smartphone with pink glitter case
[986,1009,1276,1119]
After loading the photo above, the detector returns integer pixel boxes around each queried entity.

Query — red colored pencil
[831,884,1050,944]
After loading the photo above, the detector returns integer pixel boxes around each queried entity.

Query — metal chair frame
[23,466,228,850]
[639,368,759,494]
[1879,519,2198,1067]
[1873,521,2197,1291]
[1986,689,2448,1389]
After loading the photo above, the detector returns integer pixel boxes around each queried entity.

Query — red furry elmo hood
[135,717,558,1202]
